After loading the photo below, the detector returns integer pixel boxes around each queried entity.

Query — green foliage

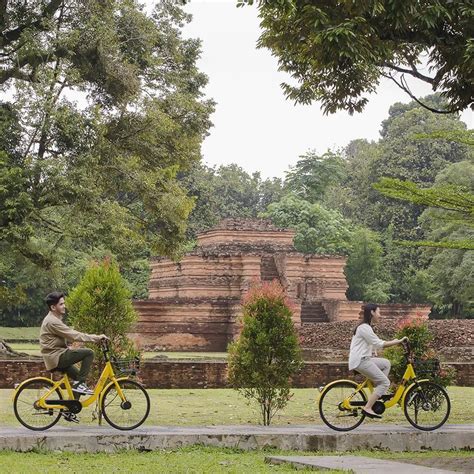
[284,150,346,203]
[374,178,474,227]
[264,195,353,255]
[181,163,285,237]
[66,258,138,358]
[239,1,474,114]
[344,228,390,303]
[324,98,471,305]
[0,2,213,324]
[385,318,455,387]
[227,281,303,425]
[373,158,474,317]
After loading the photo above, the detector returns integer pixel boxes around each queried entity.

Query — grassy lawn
[0,327,41,341]
[5,342,228,359]
[0,447,472,473]
[1,386,472,427]
[143,351,227,360]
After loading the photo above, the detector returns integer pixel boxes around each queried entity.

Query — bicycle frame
[13,341,128,411]
[340,360,428,411]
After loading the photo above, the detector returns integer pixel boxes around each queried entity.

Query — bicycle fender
[317,379,359,401]
[99,376,132,405]
[400,378,431,406]
[11,376,56,400]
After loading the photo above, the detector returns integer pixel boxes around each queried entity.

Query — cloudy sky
[172,1,473,178]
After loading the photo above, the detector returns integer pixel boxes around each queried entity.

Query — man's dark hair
[45,292,65,310]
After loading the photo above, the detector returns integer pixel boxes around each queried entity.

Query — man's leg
[57,348,95,383]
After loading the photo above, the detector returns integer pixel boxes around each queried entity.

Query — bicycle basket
[414,358,440,377]
[112,356,140,376]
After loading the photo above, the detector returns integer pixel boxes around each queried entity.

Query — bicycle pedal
[62,412,79,423]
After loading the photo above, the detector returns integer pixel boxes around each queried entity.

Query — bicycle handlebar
[100,338,111,360]
[402,338,414,364]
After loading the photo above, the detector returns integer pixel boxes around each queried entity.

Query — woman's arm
[382,336,408,348]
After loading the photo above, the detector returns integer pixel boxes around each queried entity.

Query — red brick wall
[1,359,473,389]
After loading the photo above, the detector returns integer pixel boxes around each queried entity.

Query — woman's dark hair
[353,303,379,335]
[45,292,64,310]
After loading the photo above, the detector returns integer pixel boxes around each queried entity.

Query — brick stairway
[300,301,329,323]
[260,256,280,282]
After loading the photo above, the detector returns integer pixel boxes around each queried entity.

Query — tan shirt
[39,312,101,370]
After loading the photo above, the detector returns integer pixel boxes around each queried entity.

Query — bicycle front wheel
[319,380,367,431]
[101,379,150,430]
[403,381,450,431]
[13,378,63,431]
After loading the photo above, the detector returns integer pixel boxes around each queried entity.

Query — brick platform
[1,359,473,389]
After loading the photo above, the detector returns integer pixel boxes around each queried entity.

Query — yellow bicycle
[318,341,450,431]
[13,340,150,431]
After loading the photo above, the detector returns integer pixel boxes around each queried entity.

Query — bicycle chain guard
[44,399,82,414]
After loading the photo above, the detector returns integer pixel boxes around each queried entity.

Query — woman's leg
[371,357,391,378]
[356,358,390,414]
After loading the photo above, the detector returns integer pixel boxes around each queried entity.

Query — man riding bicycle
[40,292,108,396]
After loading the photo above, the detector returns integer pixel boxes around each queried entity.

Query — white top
[348,323,385,370]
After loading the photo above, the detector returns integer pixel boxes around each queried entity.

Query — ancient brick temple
[131,218,430,351]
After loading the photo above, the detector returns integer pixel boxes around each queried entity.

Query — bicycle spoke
[404,381,450,431]
[101,380,150,430]
[319,381,367,431]
[13,380,63,431]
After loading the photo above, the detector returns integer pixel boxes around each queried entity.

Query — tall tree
[284,150,346,203]
[239,0,474,114]
[264,195,354,255]
[0,2,214,325]
[181,163,285,237]
[376,160,474,317]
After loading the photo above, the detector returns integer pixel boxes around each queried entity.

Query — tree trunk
[0,339,25,357]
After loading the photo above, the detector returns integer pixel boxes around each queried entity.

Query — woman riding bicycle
[349,303,407,419]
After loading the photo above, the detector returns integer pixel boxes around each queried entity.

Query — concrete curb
[0,424,472,453]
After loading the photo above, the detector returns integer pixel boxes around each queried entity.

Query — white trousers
[356,357,391,397]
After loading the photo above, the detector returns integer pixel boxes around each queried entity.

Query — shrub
[227,280,303,425]
[385,316,456,386]
[67,257,139,361]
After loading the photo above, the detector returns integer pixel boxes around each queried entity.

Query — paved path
[266,455,457,473]
[0,424,472,453]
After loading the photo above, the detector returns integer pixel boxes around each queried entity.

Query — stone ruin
[130,218,430,351]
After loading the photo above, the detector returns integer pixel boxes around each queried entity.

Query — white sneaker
[62,412,80,423]
[72,381,94,395]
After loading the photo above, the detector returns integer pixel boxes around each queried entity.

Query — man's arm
[50,318,103,343]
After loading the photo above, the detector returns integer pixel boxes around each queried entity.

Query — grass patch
[0,447,472,473]
[5,343,228,359]
[143,351,227,360]
[0,327,40,341]
[1,386,473,427]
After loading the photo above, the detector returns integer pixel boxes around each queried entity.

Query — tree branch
[0,0,7,31]
[0,46,69,84]
[383,62,434,85]
[0,0,63,48]
[380,72,458,114]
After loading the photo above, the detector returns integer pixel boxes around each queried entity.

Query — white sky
[176,0,473,179]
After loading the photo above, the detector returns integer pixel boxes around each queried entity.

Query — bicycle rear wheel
[13,378,63,431]
[101,379,150,430]
[404,381,450,431]
[319,380,367,431]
